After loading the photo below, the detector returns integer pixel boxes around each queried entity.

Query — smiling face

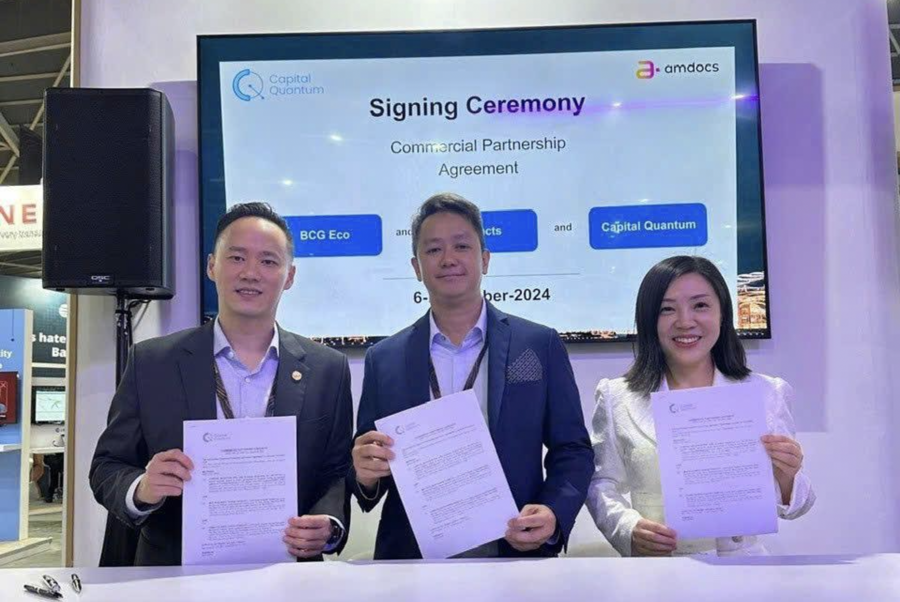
[656,272,722,374]
[411,211,490,308]
[207,216,296,325]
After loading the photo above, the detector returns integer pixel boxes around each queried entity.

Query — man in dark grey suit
[90,202,352,566]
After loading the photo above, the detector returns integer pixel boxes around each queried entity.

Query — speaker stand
[100,291,144,567]
[114,292,134,386]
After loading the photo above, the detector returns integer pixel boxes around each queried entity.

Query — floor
[0,485,63,568]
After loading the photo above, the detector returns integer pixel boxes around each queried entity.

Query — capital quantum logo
[232,68,325,101]
[669,402,697,414]
[636,59,720,80]
[232,69,265,101]
[202,432,230,443]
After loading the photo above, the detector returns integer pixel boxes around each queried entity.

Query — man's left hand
[505,504,557,552]
[283,515,332,558]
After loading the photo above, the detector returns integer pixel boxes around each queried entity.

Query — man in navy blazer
[351,193,593,560]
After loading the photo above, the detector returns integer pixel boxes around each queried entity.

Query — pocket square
[507,348,543,384]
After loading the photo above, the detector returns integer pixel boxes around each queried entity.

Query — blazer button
[732,536,743,543]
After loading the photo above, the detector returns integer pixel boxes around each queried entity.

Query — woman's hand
[761,434,803,504]
[632,518,677,556]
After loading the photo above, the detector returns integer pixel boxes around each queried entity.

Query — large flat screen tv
[198,20,770,345]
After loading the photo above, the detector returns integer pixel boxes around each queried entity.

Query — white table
[2,555,898,602]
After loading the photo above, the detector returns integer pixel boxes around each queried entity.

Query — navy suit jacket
[351,303,593,559]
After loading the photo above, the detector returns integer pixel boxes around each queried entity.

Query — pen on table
[71,573,82,594]
[41,575,61,594]
[23,584,62,599]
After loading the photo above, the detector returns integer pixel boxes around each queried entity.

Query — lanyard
[428,341,488,399]
[213,361,277,419]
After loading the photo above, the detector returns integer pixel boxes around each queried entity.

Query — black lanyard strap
[427,340,488,400]
[213,360,277,419]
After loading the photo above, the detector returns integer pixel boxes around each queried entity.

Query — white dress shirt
[428,300,489,422]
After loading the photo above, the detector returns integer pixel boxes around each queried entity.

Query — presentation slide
[199,23,769,344]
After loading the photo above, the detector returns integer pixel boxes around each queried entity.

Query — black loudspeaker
[42,88,175,299]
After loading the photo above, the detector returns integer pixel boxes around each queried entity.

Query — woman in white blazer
[587,256,814,557]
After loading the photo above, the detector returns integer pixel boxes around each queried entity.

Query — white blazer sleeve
[767,377,816,520]
[586,379,642,556]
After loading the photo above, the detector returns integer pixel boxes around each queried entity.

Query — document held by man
[182,416,298,565]
[375,390,519,559]
[651,382,778,540]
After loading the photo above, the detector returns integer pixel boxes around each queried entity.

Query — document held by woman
[651,382,778,539]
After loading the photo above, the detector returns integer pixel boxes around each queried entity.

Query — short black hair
[410,192,486,256]
[213,202,294,257]
[624,255,750,396]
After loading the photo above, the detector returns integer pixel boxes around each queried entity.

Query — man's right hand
[135,449,194,506]
[352,431,394,491]
[631,518,677,556]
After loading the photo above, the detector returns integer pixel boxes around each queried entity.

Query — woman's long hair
[624,256,750,396]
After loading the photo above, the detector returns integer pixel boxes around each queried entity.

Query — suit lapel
[486,303,511,434]
[179,322,217,421]
[405,313,432,409]
[626,372,663,444]
[627,394,657,444]
[272,327,309,418]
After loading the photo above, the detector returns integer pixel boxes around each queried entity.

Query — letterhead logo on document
[202,432,230,443]
[232,68,265,101]
[393,422,419,436]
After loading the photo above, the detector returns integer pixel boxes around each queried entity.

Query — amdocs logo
[636,60,658,79]
[636,60,720,80]
[233,69,265,101]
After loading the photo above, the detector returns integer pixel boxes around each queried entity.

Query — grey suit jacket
[90,321,353,566]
